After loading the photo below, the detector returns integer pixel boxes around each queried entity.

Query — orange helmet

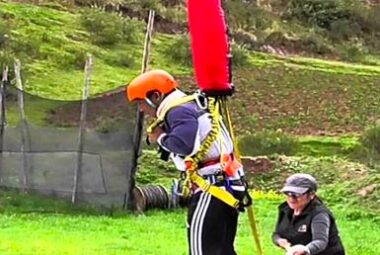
[126,69,178,102]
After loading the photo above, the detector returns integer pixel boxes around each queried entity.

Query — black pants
[187,191,239,255]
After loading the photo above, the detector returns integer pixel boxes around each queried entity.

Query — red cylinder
[187,0,232,96]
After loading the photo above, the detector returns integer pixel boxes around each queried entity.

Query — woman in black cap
[272,173,345,255]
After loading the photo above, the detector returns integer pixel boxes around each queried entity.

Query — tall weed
[238,130,299,156]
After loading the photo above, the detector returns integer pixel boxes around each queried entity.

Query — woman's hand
[277,238,291,250]
[286,244,310,255]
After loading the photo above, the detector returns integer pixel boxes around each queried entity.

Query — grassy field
[0,191,379,255]
[1,3,380,255]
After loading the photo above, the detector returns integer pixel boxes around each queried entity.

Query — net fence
[0,82,138,209]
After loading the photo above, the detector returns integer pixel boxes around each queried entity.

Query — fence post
[72,54,93,204]
[14,60,31,192]
[0,66,8,185]
[126,10,155,210]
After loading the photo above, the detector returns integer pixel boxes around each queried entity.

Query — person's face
[284,191,314,211]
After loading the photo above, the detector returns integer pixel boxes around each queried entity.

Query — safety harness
[147,91,262,255]
[147,92,249,210]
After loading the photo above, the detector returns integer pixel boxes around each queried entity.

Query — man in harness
[126,69,251,255]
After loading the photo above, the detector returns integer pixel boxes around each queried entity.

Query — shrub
[11,34,43,59]
[132,0,160,10]
[120,17,143,44]
[238,130,299,156]
[301,34,332,56]
[231,42,249,67]
[226,1,272,31]
[231,30,258,51]
[359,124,380,161]
[65,47,89,69]
[287,0,351,29]
[159,5,187,24]
[81,9,142,46]
[0,20,10,49]
[116,52,136,68]
[329,19,361,42]
[338,43,366,63]
[163,34,192,67]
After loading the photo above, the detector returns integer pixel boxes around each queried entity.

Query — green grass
[0,190,379,255]
[0,2,191,100]
[297,135,359,157]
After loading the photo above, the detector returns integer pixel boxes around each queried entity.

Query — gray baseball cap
[280,173,318,194]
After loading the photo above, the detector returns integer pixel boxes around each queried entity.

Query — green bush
[0,20,10,49]
[120,17,143,44]
[131,0,160,10]
[163,34,192,66]
[329,19,361,42]
[301,34,332,56]
[11,34,43,60]
[287,0,351,29]
[102,51,135,68]
[231,42,249,67]
[226,1,272,31]
[81,9,142,46]
[359,124,380,161]
[65,47,88,69]
[0,19,13,68]
[116,52,136,68]
[159,5,187,24]
[238,130,299,156]
[338,43,366,63]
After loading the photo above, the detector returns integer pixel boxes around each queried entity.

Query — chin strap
[144,98,157,109]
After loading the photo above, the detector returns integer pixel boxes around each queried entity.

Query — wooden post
[0,66,8,185]
[141,10,155,74]
[72,54,93,204]
[127,10,155,210]
[0,66,7,142]
[14,59,31,192]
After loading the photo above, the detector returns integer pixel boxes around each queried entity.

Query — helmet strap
[145,91,164,109]
[145,97,157,108]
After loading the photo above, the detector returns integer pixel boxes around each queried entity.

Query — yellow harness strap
[147,94,198,133]
[182,97,241,209]
[148,94,241,209]
[186,161,240,209]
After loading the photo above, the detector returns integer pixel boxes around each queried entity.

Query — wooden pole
[14,59,31,192]
[127,10,155,210]
[0,66,7,139]
[72,54,93,204]
[141,10,155,74]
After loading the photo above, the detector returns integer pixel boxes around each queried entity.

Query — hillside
[1,1,380,136]
[1,3,380,253]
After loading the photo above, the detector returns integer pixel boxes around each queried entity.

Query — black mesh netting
[0,83,139,208]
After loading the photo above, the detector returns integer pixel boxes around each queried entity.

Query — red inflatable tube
[187,0,233,96]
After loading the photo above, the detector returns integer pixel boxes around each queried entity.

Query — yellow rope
[183,97,241,208]
[221,98,264,255]
[146,95,241,208]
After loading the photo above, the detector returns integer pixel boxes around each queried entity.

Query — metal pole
[72,54,93,204]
